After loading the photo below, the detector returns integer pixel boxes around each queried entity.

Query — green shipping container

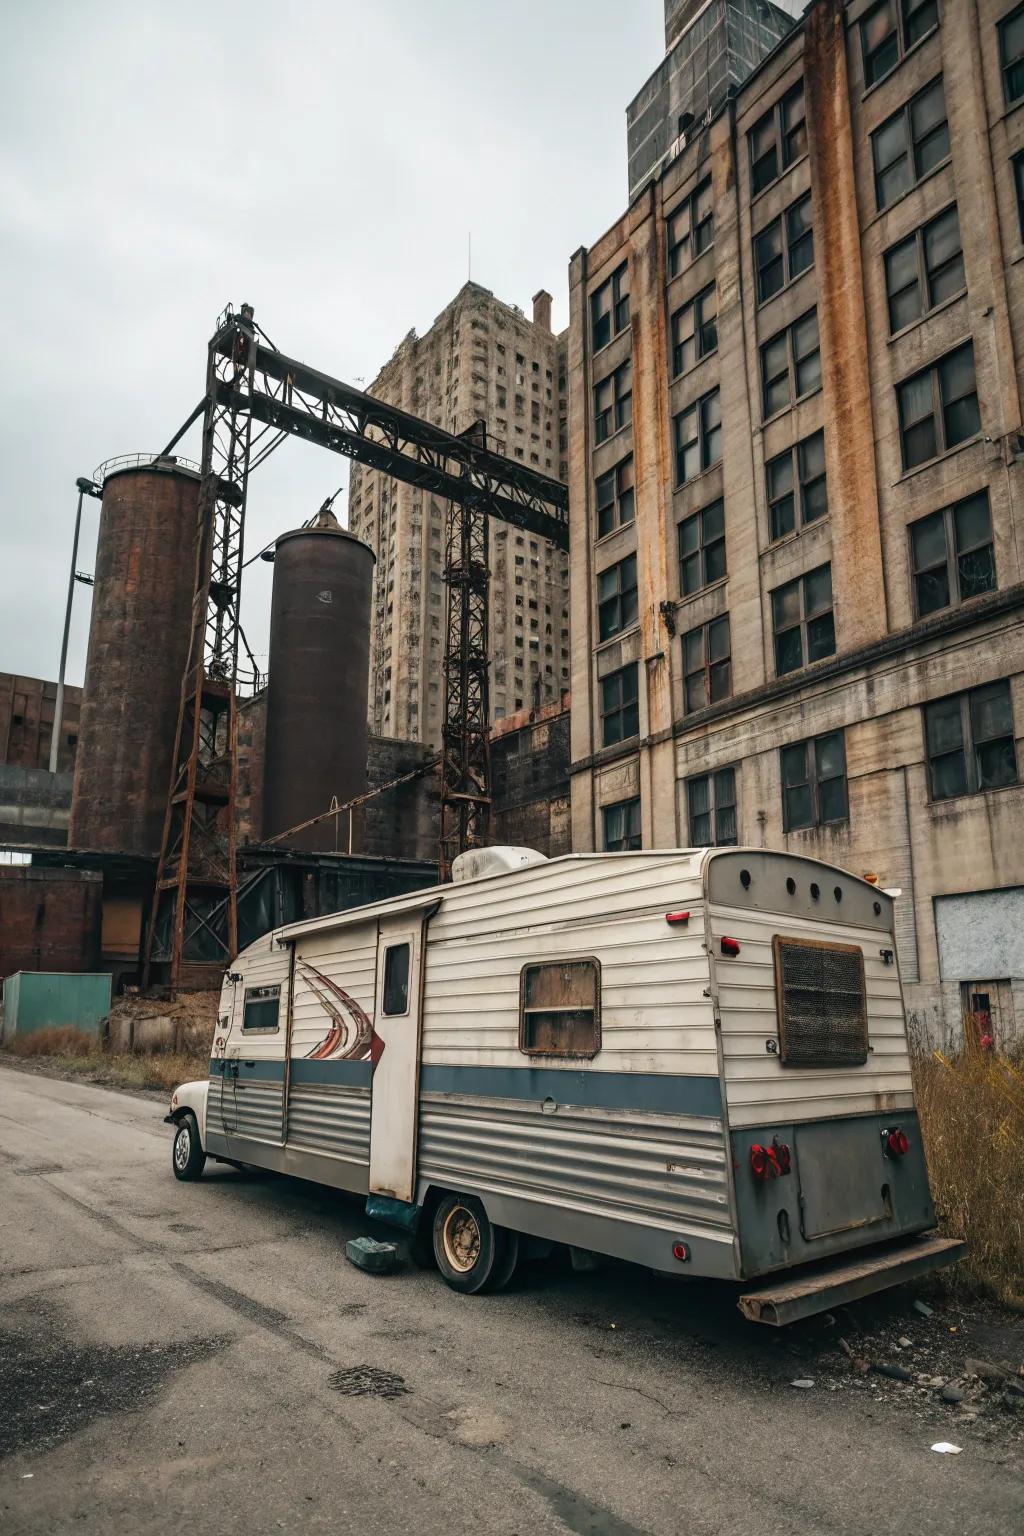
[2,972,112,1039]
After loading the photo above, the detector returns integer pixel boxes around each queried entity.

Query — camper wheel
[171,1113,206,1182]
[432,1192,519,1295]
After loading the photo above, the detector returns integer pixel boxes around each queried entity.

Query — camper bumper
[737,1233,966,1326]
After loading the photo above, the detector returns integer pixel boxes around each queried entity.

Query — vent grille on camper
[772,937,868,1067]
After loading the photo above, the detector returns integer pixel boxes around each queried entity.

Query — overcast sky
[0,0,662,688]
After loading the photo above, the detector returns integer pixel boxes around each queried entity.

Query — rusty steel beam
[146,305,567,989]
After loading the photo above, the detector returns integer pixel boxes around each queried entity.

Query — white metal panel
[290,921,378,1058]
[935,888,1024,980]
[419,858,716,1076]
[368,913,426,1202]
[710,902,915,1127]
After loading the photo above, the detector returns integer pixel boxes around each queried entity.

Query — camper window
[773,937,868,1066]
[242,984,280,1033]
[519,959,601,1058]
[383,943,411,1016]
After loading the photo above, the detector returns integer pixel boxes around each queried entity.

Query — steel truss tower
[144,304,568,992]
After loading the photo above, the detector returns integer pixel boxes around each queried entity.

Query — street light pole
[49,476,101,775]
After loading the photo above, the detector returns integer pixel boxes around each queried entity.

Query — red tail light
[672,1241,690,1262]
[750,1139,791,1181]
[774,1138,792,1175]
[884,1127,909,1158]
[720,936,741,957]
[750,1144,770,1180]
[665,911,690,926]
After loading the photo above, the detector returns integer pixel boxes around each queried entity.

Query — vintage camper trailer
[165,846,964,1323]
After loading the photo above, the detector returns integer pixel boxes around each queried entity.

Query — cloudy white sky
[0,0,662,687]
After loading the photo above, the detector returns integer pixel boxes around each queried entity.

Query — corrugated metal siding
[287,1084,370,1164]
[711,902,914,1127]
[421,855,714,1076]
[417,1094,730,1233]
[291,924,378,1056]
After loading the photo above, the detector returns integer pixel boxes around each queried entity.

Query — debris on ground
[931,1442,962,1454]
[345,1236,400,1274]
[790,1378,815,1389]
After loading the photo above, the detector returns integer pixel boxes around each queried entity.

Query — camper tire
[432,1192,517,1295]
[171,1113,206,1182]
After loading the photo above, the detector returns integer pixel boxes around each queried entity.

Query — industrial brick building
[348,281,570,746]
[568,0,1024,1048]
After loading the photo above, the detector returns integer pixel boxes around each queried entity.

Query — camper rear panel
[706,851,934,1279]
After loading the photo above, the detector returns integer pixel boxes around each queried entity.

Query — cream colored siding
[711,901,914,1128]
[292,921,378,1055]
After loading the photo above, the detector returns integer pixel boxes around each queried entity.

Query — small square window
[520,959,601,1057]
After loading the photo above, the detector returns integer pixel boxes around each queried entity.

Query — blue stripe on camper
[209,1059,722,1116]
[419,1064,722,1117]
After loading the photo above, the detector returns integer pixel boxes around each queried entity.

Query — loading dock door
[368,912,428,1203]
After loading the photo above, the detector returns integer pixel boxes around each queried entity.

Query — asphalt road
[1,1067,1021,1536]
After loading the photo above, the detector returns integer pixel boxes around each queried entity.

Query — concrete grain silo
[69,456,199,854]
[262,507,375,851]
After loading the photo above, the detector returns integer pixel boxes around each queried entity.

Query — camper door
[368,911,430,1203]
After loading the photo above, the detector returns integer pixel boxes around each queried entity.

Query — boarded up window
[772,938,867,1067]
[520,959,601,1058]
[243,984,280,1032]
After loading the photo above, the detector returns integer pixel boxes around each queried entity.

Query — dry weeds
[912,1044,1024,1307]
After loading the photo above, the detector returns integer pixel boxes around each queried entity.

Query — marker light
[665,911,690,926]
[672,1241,690,1262]
[720,936,741,957]
[884,1127,909,1158]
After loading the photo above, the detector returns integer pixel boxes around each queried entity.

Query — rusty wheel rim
[442,1205,481,1273]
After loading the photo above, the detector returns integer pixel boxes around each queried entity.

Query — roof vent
[451,846,548,884]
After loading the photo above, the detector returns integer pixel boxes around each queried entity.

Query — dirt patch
[0,1300,227,1460]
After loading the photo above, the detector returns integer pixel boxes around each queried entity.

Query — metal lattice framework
[144,304,568,991]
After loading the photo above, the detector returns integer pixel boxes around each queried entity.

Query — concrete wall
[0,672,80,774]
[491,697,572,857]
[363,737,440,863]
[0,867,102,980]
[569,0,1024,1050]
[0,765,72,846]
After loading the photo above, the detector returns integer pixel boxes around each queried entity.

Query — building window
[910,491,996,617]
[600,664,639,745]
[925,681,1018,799]
[687,766,737,846]
[897,340,980,469]
[766,430,827,540]
[594,361,632,444]
[671,284,718,375]
[678,499,726,594]
[674,388,722,483]
[748,80,807,197]
[753,192,814,304]
[860,0,939,89]
[1001,3,1024,106]
[761,309,821,419]
[591,263,630,351]
[596,456,635,537]
[519,959,601,1058]
[682,615,732,714]
[771,563,835,676]
[603,797,642,851]
[598,554,639,641]
[872,76,949,211]
[781,731,849,830]
[667,178,714,276]
[884,205,964,333]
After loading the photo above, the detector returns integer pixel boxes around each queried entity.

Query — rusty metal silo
[262,508,375,851]
[69,455,199,854]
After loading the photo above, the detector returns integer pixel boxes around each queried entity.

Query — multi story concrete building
[568,0,1024,1048]
[348,282,570,748]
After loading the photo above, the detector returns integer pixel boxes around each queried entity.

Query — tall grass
[2,1028,208,1094]
[912,1044,1024,1306]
